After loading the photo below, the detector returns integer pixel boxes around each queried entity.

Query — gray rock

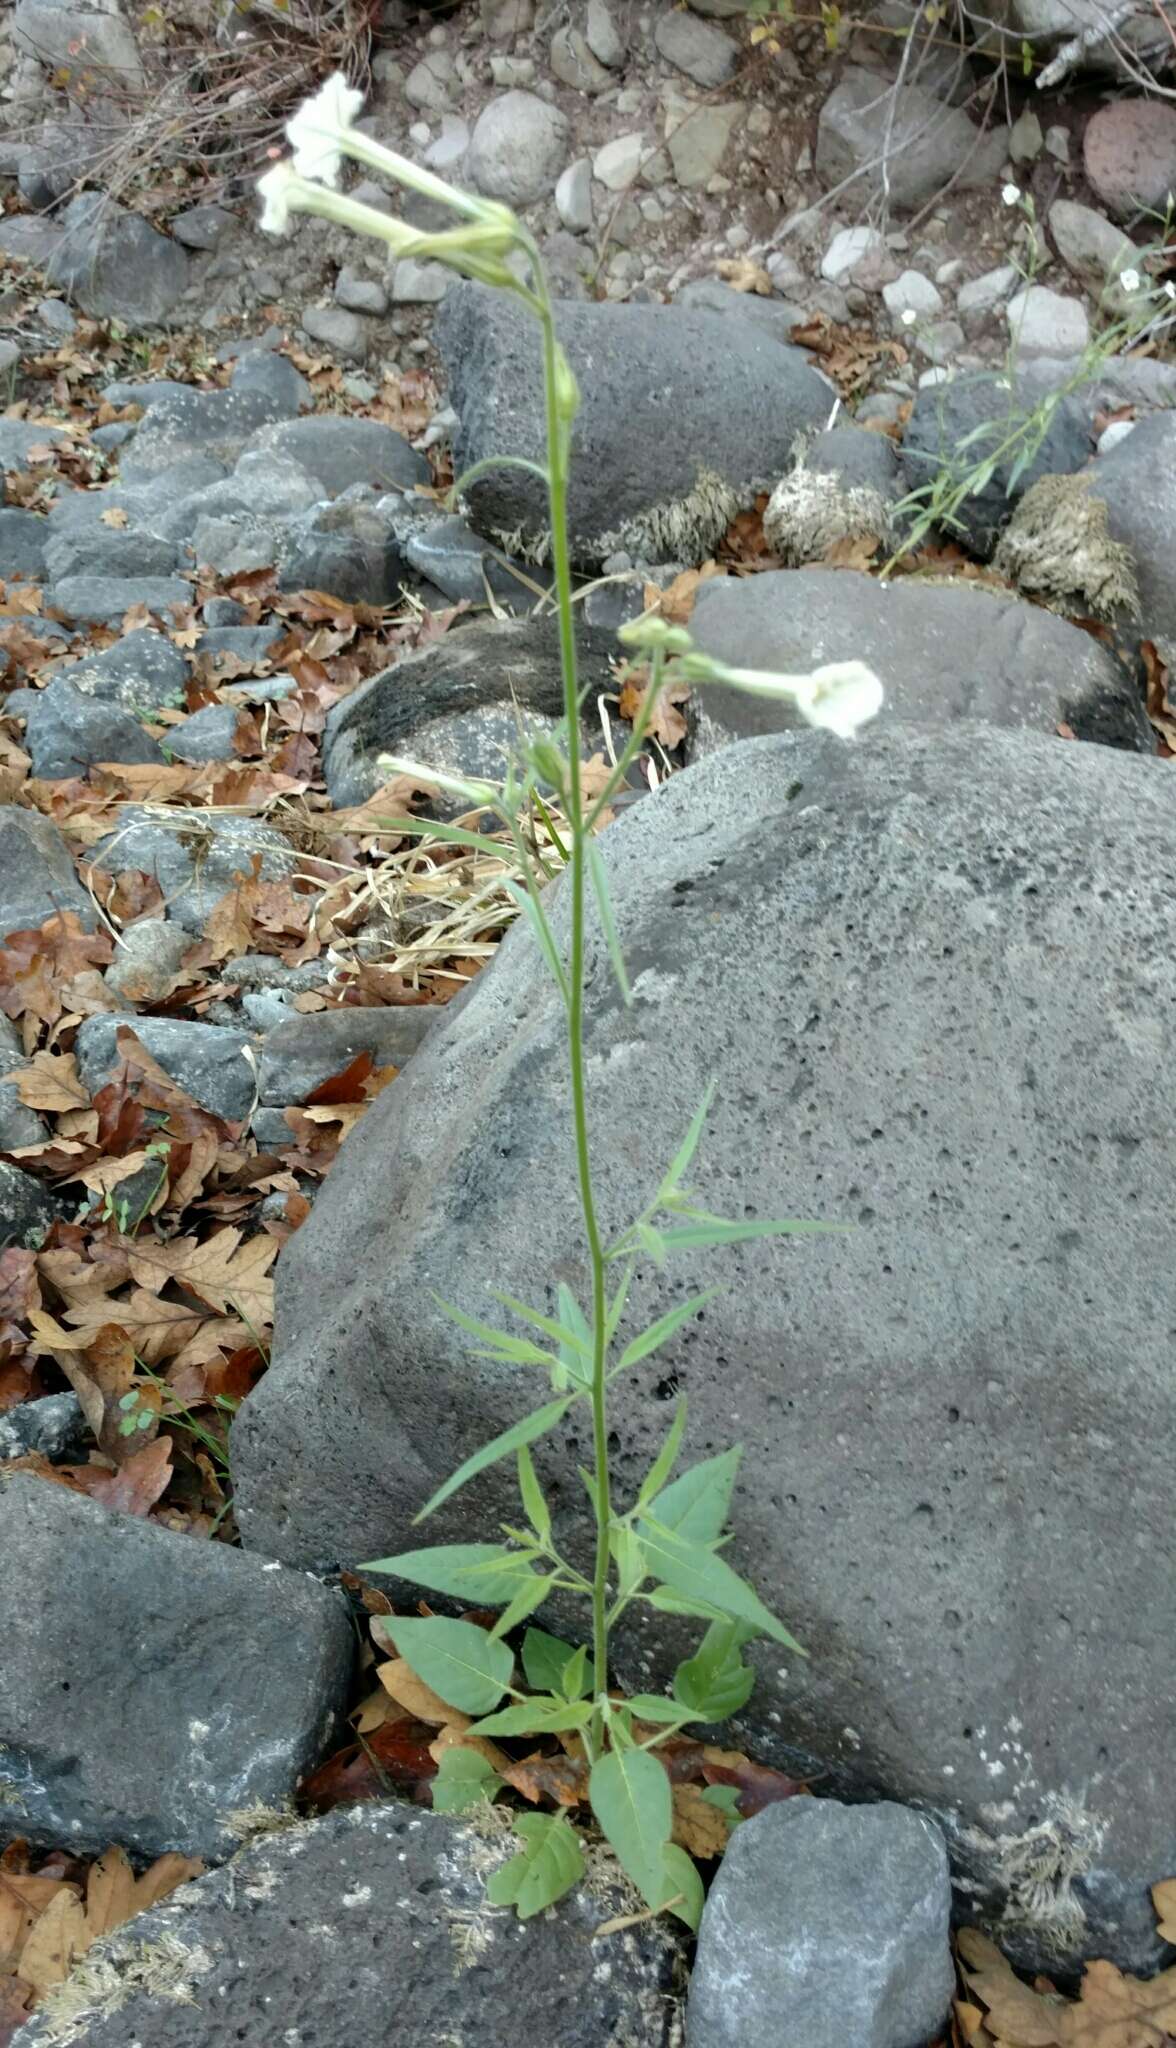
[899,370,1093,555]
[587,0,627,62]
[302,304,371,363]
[235,722,1176,1974]
[654,8,737,85]
[1007,285,1090,362]
[593,132,647,189]
[555,158,594,233]
[322,613,623,808]
[22,676,167,779]
[34,298,77,338]
[404,512,534,609]
[170,204,235,251]
[551,23,614,91]
[75,1016,257,1120]
[54,628,188,714]
[9,1801,683,2048]
[251,1107,299,1151]
[0,1394,86,1465]
[104,918,194,1000]
[405,48,457,111]
[822,223,887,282]
[229,349,312,414]
[0,1163,60,1250]
[1089,412,1176,657]
[882,268,942,322]
[167,703,247,763]
[0,1016,48,1151]
[190,512,285,578]
[665,99,740,187]
[816,66,1001,208]
[673,278,806,345]
[688,1799,953,2048]
[0,805,94,939]
[120,386,301,481]
[335,265,389,316]
[13,0,144,82]
[259,1008,436,1106]
[388,255,451,303]
[761,431,902,563]
[0,217,65,272]
[437,283,834,566]
[196,623,284,667]
[243,415,428,499]
[0,420,70,471]
[0,1474,351,1861]
[100,377,193,412]
[957,264,1018,317]
[468,91,570,204]
[687,568,1151,753]
[1048,199,1139,306]
[0,508,47,581]
[48,574,191,625]
[90,807,297,935]
[42,521,178,585]
[277,492,415,606]
[45,193,188,330]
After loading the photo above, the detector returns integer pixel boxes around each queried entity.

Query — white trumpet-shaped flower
[696,658,884,739]
[377,754,501,808]
[257,160,299,237]
[286,70,365,188]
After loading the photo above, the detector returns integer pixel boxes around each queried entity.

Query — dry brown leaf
[1143,640,1176,753]
[82,1847,136,1941]
[670,1781,730,1859]
[1151,1879,1176,1945]
[1062,1957,1176,2046]
[18,1887,86,1992]
[100,506,129,529]
[715,257,773,296]
[377,1657,463,1728]
[822,532,881,572]
[126,1227,277,1329]
[129,1852,203,1915]
[956,1928,1072,2046]
[3,1050,89,1113]
[427,1723,511,1775]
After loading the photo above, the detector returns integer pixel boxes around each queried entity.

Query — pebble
[301,305,371,362]
[586,0,626,64]
[882,269,942,322]
[468,91,570,204]
[1007,283,1090,360]
[550,24,613,92]
[1009,108,1043,163]
[488,55,535,86]
[957,264,1018,317]
[555,159,594,233]
[404,49,457,112]
[1045,124,1070,164]
[821,224,884,283]
[1084,98,1176,221]
[593,132,646,189]
[654,8,738,86]
[335,267,389,316]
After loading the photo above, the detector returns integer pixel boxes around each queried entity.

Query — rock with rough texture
[468,91,570,204]
[816,67,1000,208]
[551,22,613,90]
[1048,199,1139,306]
[323,613,622,806]
[665,98,740,187]
[1087,412,1176,657]
[899,370,1092,555]
[258,1008,436,1106]
[75,1016,257,1121]
[21,676,167,780]
[687,568,1152,754]
[760,432,903,564]
[0,1018,47,1152]
[276,490,420,606]
[688,1799,953,2048]
[404,512,533,608]
[0,1474,351,1861]
[0,509,48,582]
[1084,98,1176,221]
[437,284,833,566]
[43,520,179,585]
[104,918,194,1001]
[45,194,188,330]
[0,805,94,939]
[301,304,371,363]
[1007,285,1089,362]
[0,1165,60,1251]
[51,629,188,714]
[243,415,428,498]
[13,0,143,82]
[167,703,246,763]
[9,1801,684,2048]
[120,387,301,482]
[47,574,191,626]
[91,808,297,935]
[235,724,1176,1973]
[654,8,737,84]
[0,1394,86,1466]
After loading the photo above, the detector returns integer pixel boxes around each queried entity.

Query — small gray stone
[1007,284,1090,361]
[0,1162,60,1250]
[665,99,741,187]
[75,1016,257,1122]
[0,1394,86,1466]
[481,0,534,32]
[45,192,188,330]
[0,507,48,582]
[8,1802,682,2048]
[468,91,570,204]
[302,304,371,362]
[90,808,298,935]
[594,131,646,189]
[196,624,284,667]
[1009,107,1044,162]
[882,268,943,322]
[48,575,191,626]
[243,416,428,499]
[405,513,533,608]
[230,349,312,415]
[654,8,737,85]
[170,204,235,251]
[586,0,627,64]
[404,48,457,111]
[423,114,470,173]
[57,628,188,714]
[259,1008,436,1106]
[22,676,167,780]
[13,1,144,82]
[1048,199,1139,305]
[105,919,195,1001]
[555,157,594,233]
[167,703,247,763]
[817,66,1001,208]
[0,804,94,940]
[0,1015,47,1151]
[389,256,451,303]
[687,1799,953,2048]
[957,264,1018,316]
[551,23,614,90]
[822,224,885,281]
[277,493,413,607]
[0,420,70,471]
[1089,411,1176,655]
[0,1474,352,1861]
[334,264,388,316]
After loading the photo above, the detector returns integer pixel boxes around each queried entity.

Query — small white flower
[1165,281,1176,301]
[257,161,298,237]
[1002,182,1021,207]
[900,308,918,327]
[1119,266,1141,294]
[796,662,885,740]
[286,69,365,188]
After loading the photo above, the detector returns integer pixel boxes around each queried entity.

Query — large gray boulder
[436,284,835,566]
[816,67,1003,209]
[898,370,1093,556]
[0,1473,352,1860]
[46,194,187,331]
[686,569,1152,754]
[9,1801,684,2048]
[234,724,1176,1973]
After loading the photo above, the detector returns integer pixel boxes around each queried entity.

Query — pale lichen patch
[992,471,1140,623]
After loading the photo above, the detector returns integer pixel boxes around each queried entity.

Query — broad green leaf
[431,1745,502,1814]
[489,1572,553,1639]
[470,1699,592,1737]
[635,1400,688,1512]
[358,1542,535,1605]
[516,1444,551,1544]
[588,840,631,1005]
[486,1811,585,1919]
[673,1617,757,1720]
[660,1844,704,1931]
[657,1081,716,1203]
[616,1291,719,1374]
[646,1447,741,1545]
[658,1216,843,1250]
[490,1291,592,1363]
[414,1396,574,1522]
[636,1520,804,1653]
[433,1295,559,1367]
[589,1747,673,1910]
[625,1693,693,1726]
[522,1626,577,1694]
[387,1615,513,1715]
[559,1642,590,1700]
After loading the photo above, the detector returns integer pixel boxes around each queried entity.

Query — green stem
[535,282,612,1752]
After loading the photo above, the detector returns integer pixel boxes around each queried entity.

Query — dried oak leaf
[499,1751,587,1808]
[4,1051,89,1114]
[698,1746,806,1817]
[127,1227,277,1330]
[1152,1879,1176,1945]
[671,1781,730,1859]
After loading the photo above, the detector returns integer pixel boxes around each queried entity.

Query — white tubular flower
[377,754,501,807]
[286,70,365,188]
[1119,267,1142,294]
[1166,282,1176,301]
[258,161,298,237]
[1002,182,1021,206]
[795,661,885,739]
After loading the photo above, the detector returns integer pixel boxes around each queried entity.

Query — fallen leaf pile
[954,1894,1176,2047]
[0,1841,201,2044]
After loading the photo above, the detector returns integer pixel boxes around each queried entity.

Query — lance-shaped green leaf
[433,1294,562,1368]
[645,1446,741,1545]
[488,1571,554,1639]
[657,1214,845,1250]
[660,1844,704,1932]
[656,1081,716,1204]
[516,1444,551,1544]
[490,1291,593,1367]
[386,1615,514,1714]
[486,1811,586,1919]
[634,1399,688,1512]
[359,1541,538,1605]
[469,1698,592,1738]
[502,879,568,1003]
[615,1290,719,1376]
[589,1747,674,1911]
[587,840,631,1005]
[625,1694,694,1726]
[413,1395,575,1522]
[636,1519,804,1653]
[431,1745,502,1815]
[673,1617,757,1720]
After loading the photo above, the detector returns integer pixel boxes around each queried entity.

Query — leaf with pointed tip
[359,1542,536,1605]
[414,1397,574,1522]
[657,1082,716,1202]
[636,1520,803,1653]
[486,1811,585,1919]
[673,1617,758,1720]
[489,1572,553,1639]
[386,1616,513,1715]
[635,1401,688,1511]
[516,1444,551,1544]
[660,1843,704,1931]
[625,1694,693,1726]
[431,1745,502,1815]
[657,1216,844,1250]
[646,1446,741,1545]
[469,1699,592,1738]
[616,1291,719,1374]
[588,840,631,1005]
[522,1627,577,1694]
[589,1747,673,1912]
